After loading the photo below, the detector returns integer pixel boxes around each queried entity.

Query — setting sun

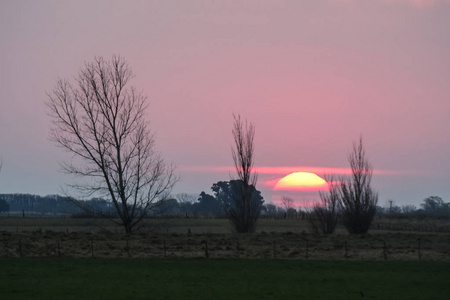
[274,172,328,191]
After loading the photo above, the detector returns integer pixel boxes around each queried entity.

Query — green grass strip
[1,258,449,299]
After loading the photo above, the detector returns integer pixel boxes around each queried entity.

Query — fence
[1,230,449,261]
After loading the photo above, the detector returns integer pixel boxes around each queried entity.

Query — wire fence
[1,230,449,261]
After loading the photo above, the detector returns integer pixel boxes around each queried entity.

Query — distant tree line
[0,180,264,218]
[0,194,114,216]
[0,192,448,221]
[376,196,450,217]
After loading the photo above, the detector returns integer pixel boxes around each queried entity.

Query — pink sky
[1,0,449,207]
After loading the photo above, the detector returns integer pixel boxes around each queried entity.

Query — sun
[274,172,328,191]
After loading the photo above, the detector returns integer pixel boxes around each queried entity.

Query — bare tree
[421,196,445,213]
[227,114,261,233]
[401,205,416,214]
[47,56,177,233]
[281,196,293,212]
[264,203,278,217]
[281,196,296,218]
[338,137,378,234]
[176,193,196,205]
[309,175,339,234]
[176,193,197,217]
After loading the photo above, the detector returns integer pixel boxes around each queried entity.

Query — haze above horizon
[1,0,449,207]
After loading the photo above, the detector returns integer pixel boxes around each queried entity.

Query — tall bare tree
[338,137,378,234]
[309,174,339,234]
[47,56,177,233]
[227,114,261,233]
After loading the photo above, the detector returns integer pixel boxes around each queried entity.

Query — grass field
[1,217,450,260]
[1,217,449,298]
[1,258,449,299]
[1,215,449,234]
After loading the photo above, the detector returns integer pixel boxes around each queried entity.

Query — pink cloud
[335,0,450,8]
[377,0,450,7]
[179,165,397,176]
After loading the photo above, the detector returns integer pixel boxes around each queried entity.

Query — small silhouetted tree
[0,162,7,213]
[176,193,197,215]
[264,203,278,216]
[309,175,339,234]
[338,137,378,234]
[227,114,262,233]
[0,198,9,213]
[401,205,416,214]
[47,56,177,233]
[281,196,294,215]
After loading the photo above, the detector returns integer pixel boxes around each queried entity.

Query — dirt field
[1,216,449,260]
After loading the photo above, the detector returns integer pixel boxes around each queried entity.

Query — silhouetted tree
[384,199,401,214]
[309,175,339,234]
[281,196,297,218]
[211,181,234,208]
[281,196,294,213]
[421,196,449,215]
[338,137,378,234]
[0,161,5,213]
[195,191,223,215]
[264,203,278,216]
[0,198,9,213]
[401,205,416,214]
[227,115,262,232]
[421,196,444,212]
[212,180,264,217]
[47,56,177,233]
[150,198,180,215]
[176,193,197,216]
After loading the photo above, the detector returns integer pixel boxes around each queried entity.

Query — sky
[1,0,449,208]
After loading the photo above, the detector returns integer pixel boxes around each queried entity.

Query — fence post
[163,240,167,258]
[90,239,94,258]
[305,240,309,260]
[126,239,131,258]
[236,239,240,258]
[273,240,276,259]
[418,238,421,261]
[203,240,209,258]
[57,239,61,257]
[18,238,23,257]
[345,241,348,259]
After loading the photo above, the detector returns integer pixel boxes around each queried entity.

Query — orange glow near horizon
[274,172,328,191]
